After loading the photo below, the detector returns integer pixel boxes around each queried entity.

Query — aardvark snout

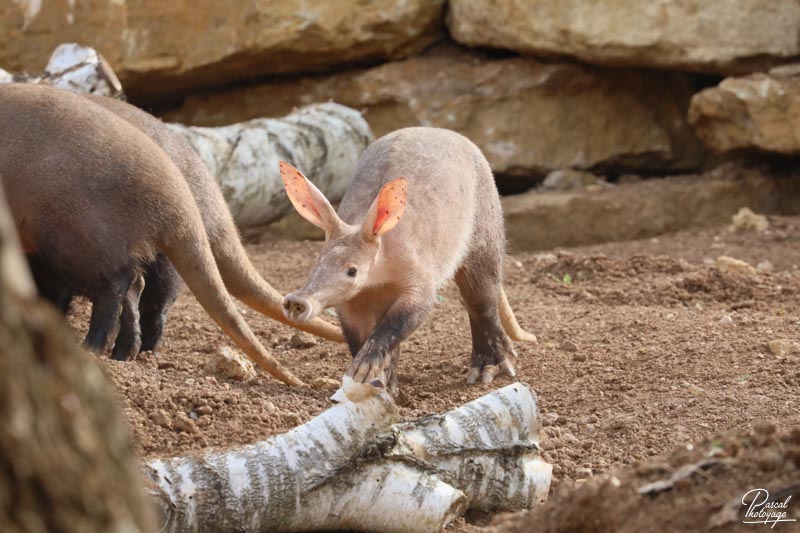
[283,293,314,322]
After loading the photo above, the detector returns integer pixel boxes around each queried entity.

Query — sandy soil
[64,215,800,529]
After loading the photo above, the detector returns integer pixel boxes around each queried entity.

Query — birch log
[2,44,373,228]
[167,104,372,227]
[388,383,551,512]
[144,383,551,533]
[0,43,123,98]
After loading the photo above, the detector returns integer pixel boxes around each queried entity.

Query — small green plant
[706,439,725,457]
[546,273,573,285]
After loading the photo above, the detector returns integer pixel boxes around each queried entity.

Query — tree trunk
[144,383,551,533]
[0,188,152,531]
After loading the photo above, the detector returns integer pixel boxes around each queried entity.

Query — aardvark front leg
[347,295,433,391]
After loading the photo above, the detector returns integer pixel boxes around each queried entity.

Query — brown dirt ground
[488,426,800,532]
[65,215,800,530]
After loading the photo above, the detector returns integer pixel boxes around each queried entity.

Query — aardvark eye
[346,266,358,278]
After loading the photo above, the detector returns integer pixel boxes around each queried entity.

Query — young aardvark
[280,127,536,392]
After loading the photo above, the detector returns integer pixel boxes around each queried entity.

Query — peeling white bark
[389,382,551,512]
[146,394,401,532]
[144,383,551,532]
[167,104,372,227]
[289,463,467,533]
[40,43,124,97]
[1,43,123,98]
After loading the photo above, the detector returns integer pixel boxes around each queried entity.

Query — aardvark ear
[361,178,408,241]
[279,161,342,233]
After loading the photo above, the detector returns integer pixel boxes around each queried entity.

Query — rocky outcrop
[167,47,706,180]
[688,68,800,154]
[448,0,800,75]
[502,166,800,251]
[0,0,443,99]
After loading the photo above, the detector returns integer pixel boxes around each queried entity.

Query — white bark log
[167,104,372,227]
[2,44,373,228]
[1,43,123,98]
[287,463,467,533]
[144,383,551,533]
[389,382,551,512]
[40,43,124,98]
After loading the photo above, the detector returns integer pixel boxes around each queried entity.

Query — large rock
[166,47,705,179]
[0,0,443,99]
[688,68,800,154]
[502,165,800,251]
[448,0,800,75]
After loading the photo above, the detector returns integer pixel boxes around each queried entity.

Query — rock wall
[3,1,800,247]
[166,46,705,179]
[0,0,444,99]
[448,0,800,75]
[5,1,800,185]
[503,166,800,251]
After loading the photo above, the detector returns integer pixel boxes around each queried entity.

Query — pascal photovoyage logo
[741,488,796,528]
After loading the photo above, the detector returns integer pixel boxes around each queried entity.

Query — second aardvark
[26,92,342,357]
[0,83,303,386]
[281,127,536,391]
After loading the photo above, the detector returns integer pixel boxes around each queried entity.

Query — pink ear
[279,161,326,229]
[371,178,408,237]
